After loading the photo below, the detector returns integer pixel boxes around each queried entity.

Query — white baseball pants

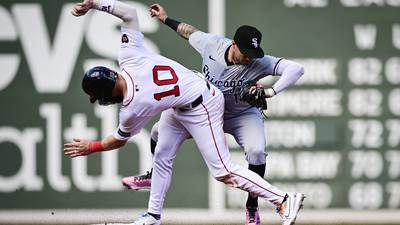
[148,85,286,215]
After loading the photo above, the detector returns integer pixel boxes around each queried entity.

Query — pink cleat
[122,170,152,190]
[245,207,261,225]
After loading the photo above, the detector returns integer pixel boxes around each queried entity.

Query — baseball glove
[239,81,268,110]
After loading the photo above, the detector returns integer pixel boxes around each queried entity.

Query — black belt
[179,82,210,112]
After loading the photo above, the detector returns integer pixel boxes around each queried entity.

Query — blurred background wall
[0,0,399,224]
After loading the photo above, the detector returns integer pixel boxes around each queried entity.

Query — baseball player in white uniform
[122,3,305,225]
[64,0,305,225]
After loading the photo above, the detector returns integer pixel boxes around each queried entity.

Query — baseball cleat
[277,193,305,225]
[122,170,152,190]
[132,212,161,225]
[245,207,261,225]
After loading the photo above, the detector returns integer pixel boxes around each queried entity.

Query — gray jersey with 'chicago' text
[189,31,282,115]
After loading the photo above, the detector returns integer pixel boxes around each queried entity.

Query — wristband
[165,17,181,31]
[89,141,104,153]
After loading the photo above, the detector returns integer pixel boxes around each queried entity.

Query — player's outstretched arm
[71,0,139,31]
[149,3,199,40]
[270,59,304,96]
[64,135,127,158]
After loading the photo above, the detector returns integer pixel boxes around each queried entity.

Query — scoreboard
[201,0,400,212]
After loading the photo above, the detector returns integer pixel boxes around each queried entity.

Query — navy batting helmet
[82,66,123,105]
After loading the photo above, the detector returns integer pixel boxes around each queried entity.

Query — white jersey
[114,27,207,140]
[189,31,282,115]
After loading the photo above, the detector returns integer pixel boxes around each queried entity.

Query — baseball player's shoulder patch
[121,34,129,43]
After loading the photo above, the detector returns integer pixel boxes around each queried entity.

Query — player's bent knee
[245,149,267,165]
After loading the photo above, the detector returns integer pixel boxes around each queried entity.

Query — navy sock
[246,163,266,208]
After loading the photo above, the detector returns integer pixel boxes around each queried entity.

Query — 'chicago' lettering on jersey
[204,71,243,94]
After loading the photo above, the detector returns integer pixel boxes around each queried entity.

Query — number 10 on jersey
[153,65,180,101]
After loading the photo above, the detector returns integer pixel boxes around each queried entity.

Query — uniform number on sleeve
[153,65,180,101]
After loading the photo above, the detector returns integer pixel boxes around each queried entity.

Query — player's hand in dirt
[71,0,93,17]
[149,3,168,23]
[64,138,92,158]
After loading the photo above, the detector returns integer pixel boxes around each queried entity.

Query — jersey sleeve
[188,31,218,55]
[118,27,146,68]
[94,0,140,35]
[255,55,304,94]
[259,55,283,76]
[270,58,304,94]
[114,112,153,141]
[120,27,144,48]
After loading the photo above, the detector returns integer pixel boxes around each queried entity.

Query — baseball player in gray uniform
[122,3,304,225]
[64,0,304,225]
